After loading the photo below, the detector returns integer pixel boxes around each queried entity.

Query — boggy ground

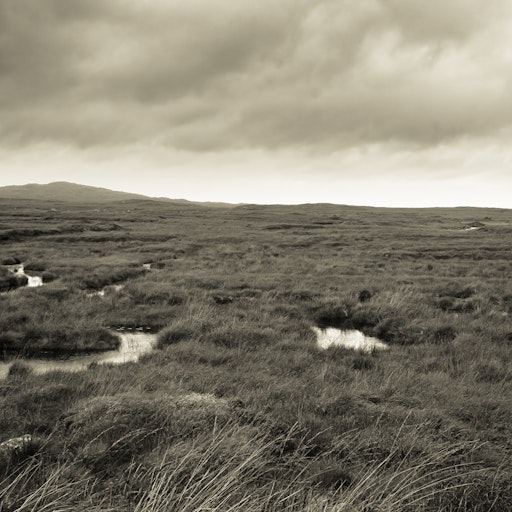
[0,198,511,511]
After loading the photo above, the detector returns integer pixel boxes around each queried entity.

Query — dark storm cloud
[1,0,511,151]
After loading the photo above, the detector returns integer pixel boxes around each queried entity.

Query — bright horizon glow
[0,143,510,209]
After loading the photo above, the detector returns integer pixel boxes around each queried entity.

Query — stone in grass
[0,434,39,470]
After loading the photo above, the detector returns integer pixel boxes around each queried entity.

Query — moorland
[0,188,511,511]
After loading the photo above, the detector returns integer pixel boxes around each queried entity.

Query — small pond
[0,331,157,380]
[312,326,388,353]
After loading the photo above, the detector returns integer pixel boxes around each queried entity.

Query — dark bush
[375,318,413,344]
[41,271,57,283]
[313,302,353,329]
[438,298,454,312]
[1,257,21,265]
[358,289,372,302]
[24,262,46,272]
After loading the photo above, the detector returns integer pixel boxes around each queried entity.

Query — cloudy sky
[1,0,511,207]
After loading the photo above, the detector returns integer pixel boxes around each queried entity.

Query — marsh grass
[0,422,499,512]
[1,199,511,509]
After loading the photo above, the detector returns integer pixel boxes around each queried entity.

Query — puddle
[312,327,388,353]
[5,264,43,288]
[0,331,157,380]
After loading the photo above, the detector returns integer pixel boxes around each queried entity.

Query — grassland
[0,197,511,511]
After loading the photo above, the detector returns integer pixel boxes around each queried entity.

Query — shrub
[24,262,46,272]
[1,257,21,265]
[313,301,354,329]
[41,271,57,283]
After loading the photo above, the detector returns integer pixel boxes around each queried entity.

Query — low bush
[41,271,57,283]
[24,261,46,272]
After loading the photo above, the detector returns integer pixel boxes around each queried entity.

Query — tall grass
[0,422,494,511]
[1,199,512,510]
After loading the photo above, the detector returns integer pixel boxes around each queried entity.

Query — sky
[1,0,511,207]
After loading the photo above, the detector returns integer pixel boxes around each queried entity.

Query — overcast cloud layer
[1,0,511,206]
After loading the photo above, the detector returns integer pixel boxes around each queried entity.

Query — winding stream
[6,264,43,288]
[0,331,157,379]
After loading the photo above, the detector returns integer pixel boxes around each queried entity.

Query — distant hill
[0,182,236,207]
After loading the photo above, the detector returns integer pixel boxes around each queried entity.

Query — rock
[0,434,32,453]
[0,434,38,469]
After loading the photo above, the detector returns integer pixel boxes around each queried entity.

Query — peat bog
[1,198,512,511]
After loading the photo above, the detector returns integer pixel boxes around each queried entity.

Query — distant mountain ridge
[0,182,236,207]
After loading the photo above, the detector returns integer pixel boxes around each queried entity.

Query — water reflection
[6,265,43,288]
[0,332,157,379]
[312,327,388,353]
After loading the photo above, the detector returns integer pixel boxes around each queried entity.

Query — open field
[1,197,512,510]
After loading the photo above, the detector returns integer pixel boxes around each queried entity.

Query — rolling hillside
[0,182,236,207]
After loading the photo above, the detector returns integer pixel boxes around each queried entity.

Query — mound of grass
[61,392,237,473]
[157,323,195,348]
[0,267,28,291]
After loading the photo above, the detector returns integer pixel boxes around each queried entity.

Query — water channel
[0,331,157,379]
